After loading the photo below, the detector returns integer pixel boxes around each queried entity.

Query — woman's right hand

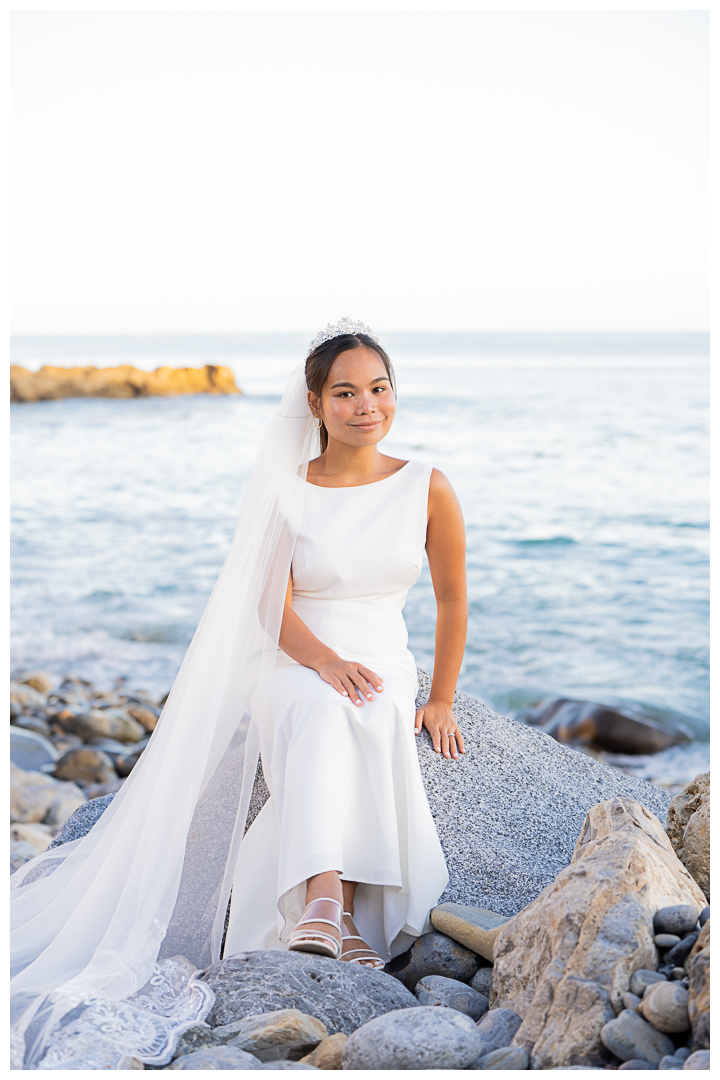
[316,657,384,706]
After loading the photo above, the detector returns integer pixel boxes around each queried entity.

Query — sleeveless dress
[224,460,449,963]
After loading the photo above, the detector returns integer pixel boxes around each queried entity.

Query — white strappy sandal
[287,896,343,960]
[341,911,385,970]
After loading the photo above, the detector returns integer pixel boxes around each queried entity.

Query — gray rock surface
[166,1046,261,1069]
[200,951,417,1036]
[385,930,480,990]
[470,967,494,997]
[683,1050,710,1070]
[659,1056,688,1070]
[630,969,666,997]
[171,1025,224,1059]
[48,793,116,848]
[471,1046,530,1069]
[10,727,58,771]
[654,905,700,937]
[476,1008,523,1052]
[341,1005,484,1070]
[600,1009,675,1066]
[415,975,488,1020]
[618,1060,656,1070]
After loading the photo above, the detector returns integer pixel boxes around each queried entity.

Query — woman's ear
[307,391,320,419]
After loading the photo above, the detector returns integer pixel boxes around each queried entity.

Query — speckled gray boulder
[48,793,115,848]
[341,1005,485,1070]
[470,967,494,997]
[166,1045,261,1069]
[600,1009,675,1066]
[471,1046,530,1069]
[200,951,417,1036]
[475,1008,523,1053]
[415,975,488,1020]
[385,930,481,990]
[171,1025,224,1059]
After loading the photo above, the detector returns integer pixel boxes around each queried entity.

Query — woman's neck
[309,443,402,485]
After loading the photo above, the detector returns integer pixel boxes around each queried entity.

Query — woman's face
[310,347,396,448]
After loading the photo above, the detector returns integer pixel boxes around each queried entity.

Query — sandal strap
[288,928,338,946]
[295,917,342,930]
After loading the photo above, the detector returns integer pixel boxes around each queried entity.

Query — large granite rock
[49,793,115,848]
[10,364,240,402]
[491,797,707,1069]
[199,951,418,1036]
[666,774,710,902]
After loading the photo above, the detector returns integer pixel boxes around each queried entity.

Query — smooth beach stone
[255,1062,318,1070]
[618,1061,656,1070]
[655,934,682,949]
[10,727,58,772]
[698,907,709,927]
[201,951,418,1035]
[341,1005,485,1070]
[17,671,55,695]
[664,933,699,967]
[126,704,160,732]
[470,1046,530,1069]
[639,980,690,1033]
[675,1048,692,1061]
[630,969,667,997]
[683,1050,710,1070]
[49,793,116,848]
[475,1008,523,1052]
[13,714,52,739]
[53,748,117,785]
[385,930,481,990]
[10,681,48,711]
[600,1010,675,1066]
[66,709,146,744]
[430,903,509,963]
[622,992,641,1012]
[659,1055,686,1070]
[298,1032,348,1069]
[166,1046,261,1069]
[654,905,700,938]
[470,966,494,997]
[222,1009,327,1062]
[10,840,40,873]
[414,975,488,1019]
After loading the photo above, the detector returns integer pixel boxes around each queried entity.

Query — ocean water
[10,334,709,788]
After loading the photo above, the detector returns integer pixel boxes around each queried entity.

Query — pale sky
[11,9,708,334]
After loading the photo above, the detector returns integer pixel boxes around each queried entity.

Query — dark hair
[305,334,396,453]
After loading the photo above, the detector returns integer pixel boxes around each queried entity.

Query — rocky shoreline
[10,363,240,401]
[10,670,711,1069]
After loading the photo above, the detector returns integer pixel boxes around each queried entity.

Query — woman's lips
[351,419,383,430]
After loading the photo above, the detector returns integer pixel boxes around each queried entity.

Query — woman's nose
[357,393,377,413]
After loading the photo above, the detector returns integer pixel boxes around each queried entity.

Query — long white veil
[10,365,316,1070]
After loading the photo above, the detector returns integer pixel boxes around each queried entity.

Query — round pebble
[341,1006,485,1071]
[698,907,709,928]
[618,1061,656,1071]
[471,1046,530,1070]
[639,981,690,1034]
[622,992,641,1012]
[683,1050,710,1070]
[629,969,666,997]
[655,934,681,949]
[415,975,488,1020]
[653,906,699,938]
[659,1056,686,1070]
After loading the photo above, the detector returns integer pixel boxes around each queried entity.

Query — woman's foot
[290,871,343,954]
[341,911,385,969]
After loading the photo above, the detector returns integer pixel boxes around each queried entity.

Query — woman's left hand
[415,700,465,759]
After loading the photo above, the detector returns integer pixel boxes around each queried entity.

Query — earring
[314,416,322,430]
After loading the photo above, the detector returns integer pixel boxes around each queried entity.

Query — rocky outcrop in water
[10,364,240,402]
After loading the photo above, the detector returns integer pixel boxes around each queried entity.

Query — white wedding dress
[225,460,449,962]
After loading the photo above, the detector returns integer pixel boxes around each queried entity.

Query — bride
[10,319,467,1069]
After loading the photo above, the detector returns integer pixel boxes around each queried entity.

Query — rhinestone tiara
[305,317,380,359]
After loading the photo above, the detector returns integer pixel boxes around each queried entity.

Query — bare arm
[279,573,384,707]
[414,468,468,759]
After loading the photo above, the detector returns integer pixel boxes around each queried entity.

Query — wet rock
[638,980,690,1033]
[622,992,641,1012]
[518,697,689,754]
[600,1009,675,1066]
[13,714,52,739]
[430,903,509,962]
[385,930,481,991]
[341,1005,484,1070]
[67,709,145,744]
[471,1046,530,1070]
[10,823,52,854]
[470,967,494,997]
[298,1033,348,1070]
[654,905,700,938]
[630,969,667,997]
[10,681,48,712]
[491,798,706,1069]
[415,975,488,1019]
[665,933,699,967]
[655,934,682,949]
[49,793,115,848]
[476,1008,523,1052]
[683,1050,710,1069]
[10,840,40,873]
[127,704,160,732]
[11,364,240,402]
[666,774,710,902]
[10,727,58,771]
[166,1045,261,1069]
[686,923,709,1050]
[219,1009,327,1062]
[52,748,117,785]
[201,950,417,1035]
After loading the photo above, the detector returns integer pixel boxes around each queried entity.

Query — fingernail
[342,691,348,696]
[367,694,373,699]
[356,700,362,706]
